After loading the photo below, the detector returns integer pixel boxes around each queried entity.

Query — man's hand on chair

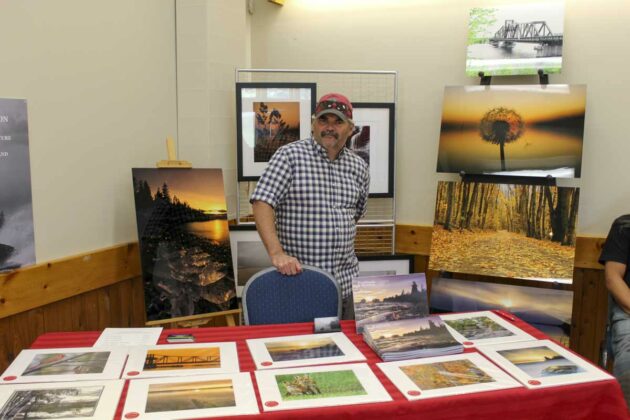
[271,252,302,276]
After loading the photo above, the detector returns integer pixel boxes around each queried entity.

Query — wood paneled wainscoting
[395,224,610,367]
[0,244,145,372]
[0,227,610,372]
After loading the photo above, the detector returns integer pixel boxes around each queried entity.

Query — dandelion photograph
[253,101,301,162]
[429,181,579,282]
[466,2,564,76]
[275,370,367,401]
[143,347,221,371]
[437,85,586,178]
[132,168,236,321]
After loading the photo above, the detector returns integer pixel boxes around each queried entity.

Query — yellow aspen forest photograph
[429,181,579,282]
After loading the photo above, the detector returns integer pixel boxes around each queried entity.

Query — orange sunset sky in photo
[134,169,227,213]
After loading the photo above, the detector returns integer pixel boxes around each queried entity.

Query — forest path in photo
[430,226,574,280]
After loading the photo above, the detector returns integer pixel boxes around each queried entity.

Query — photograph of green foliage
[429,181,579,282]
[132,168,236,321]
[466,2,564,76]
[437,85,585,178]
[444,316,514,341]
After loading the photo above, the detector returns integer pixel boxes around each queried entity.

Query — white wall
[176,0,250,218]
[249,0,630,235]
[0,0,177,262]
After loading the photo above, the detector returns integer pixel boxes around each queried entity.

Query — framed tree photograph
[350,103,395,197]
[0,380,125,420]
[236,82,316,181]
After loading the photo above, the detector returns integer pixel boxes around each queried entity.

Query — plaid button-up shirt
[250,138,370,298]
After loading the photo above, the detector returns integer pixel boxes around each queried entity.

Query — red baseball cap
[313,93,353,122]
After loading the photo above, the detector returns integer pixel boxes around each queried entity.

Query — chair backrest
[242,265,341,325]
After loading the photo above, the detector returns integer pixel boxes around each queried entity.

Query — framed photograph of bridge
[429,180,579,283]
[466,2,564,76]
[437,85,586,178]
[122,342,240,379]
[350,103,396,197]
[236,82,316,181]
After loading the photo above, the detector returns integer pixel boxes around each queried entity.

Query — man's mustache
[320,130,339,139]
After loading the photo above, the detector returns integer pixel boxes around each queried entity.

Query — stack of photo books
[362,316,464,362]
[352,273,430,334]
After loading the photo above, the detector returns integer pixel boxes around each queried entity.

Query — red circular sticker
[408,390,421,396]
[261,361,273,366]
[528,380,541,386]
[127,371,139,376]
[265,401,279,407]
[463,341,474,346]
[2,376,16,381]
[124,412,140,419]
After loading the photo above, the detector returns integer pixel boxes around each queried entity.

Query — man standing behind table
[250,93,370,319]
[599,214,630,407]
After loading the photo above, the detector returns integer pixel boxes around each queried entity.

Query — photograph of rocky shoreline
[132,168,236,321]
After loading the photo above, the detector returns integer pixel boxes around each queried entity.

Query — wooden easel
[144,137,242,328]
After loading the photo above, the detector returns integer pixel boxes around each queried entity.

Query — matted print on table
[439,311,534,347]
[430,277,573,346]
[1,347,127,384]
[466,2,564,77]
[122,342,239,379]
[377,352,521,400]
[0,379,124,420]
[349,103,395,197]
[357,254,413,277]
[122,373,259,419]
[429,180,579,283]
[437,85,585,178]
[229,224,270,297]
[236,82,316,181]
[255,363,391,412]
[247,332,365,370]
[477,339,614,389]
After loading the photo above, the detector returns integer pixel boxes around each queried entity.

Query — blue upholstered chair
[242,265,341,325]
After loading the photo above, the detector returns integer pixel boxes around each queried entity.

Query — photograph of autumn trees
[254,101,301,162]
[437,85,586,178]
[132,169,236,321]
[429,181,579,282]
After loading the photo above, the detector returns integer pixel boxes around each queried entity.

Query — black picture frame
[350,102,396,198]
[236,82,317,182]
[357,253,413,276]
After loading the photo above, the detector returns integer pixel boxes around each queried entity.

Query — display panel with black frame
[350,103,395,197]
[229,224,270,297]
[357,254,413,277]
[236,82,316,181]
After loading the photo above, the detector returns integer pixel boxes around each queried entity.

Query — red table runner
[29,313,628,419]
